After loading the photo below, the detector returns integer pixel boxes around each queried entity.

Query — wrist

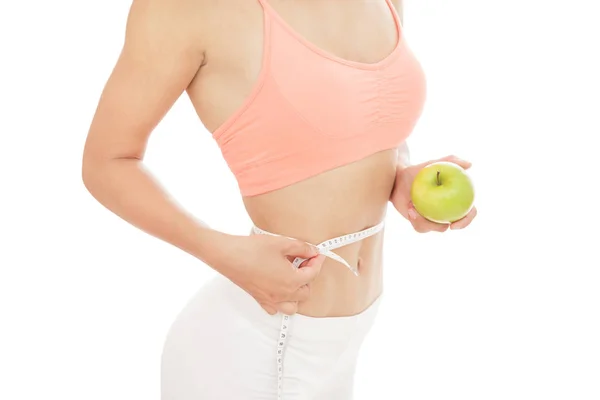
[192,227,238,272]
[391,163,408,196]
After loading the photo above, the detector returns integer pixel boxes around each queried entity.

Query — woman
[82,0,477,398]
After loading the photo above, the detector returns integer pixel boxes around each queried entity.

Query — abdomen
[244,148,398,317]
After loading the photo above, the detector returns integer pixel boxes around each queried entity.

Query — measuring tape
[252,220,385,399]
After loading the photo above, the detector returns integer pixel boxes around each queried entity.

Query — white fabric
[161,274,381,399]
[250,221,385,398]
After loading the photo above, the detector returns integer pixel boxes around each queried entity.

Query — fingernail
[408,208,417,220]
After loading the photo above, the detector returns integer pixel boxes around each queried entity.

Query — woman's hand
[390,155,478,232]
[207,233,326,315]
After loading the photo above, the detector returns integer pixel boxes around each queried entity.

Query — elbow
[81,142,109,198]
[81,148,139,199]
[81,153,115,208]
[81,151,99,197]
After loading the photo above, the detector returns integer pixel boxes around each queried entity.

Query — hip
[162,274,382,399]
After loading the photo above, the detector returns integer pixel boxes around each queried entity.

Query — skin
[82,0,476,319]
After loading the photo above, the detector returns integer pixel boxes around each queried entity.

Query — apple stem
[436,170,441,186]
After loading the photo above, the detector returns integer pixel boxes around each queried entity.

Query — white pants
[161,274,381,399]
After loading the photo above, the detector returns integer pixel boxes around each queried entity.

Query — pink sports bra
[212,0,427,197]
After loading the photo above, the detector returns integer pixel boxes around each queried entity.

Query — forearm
[81,158,231,268]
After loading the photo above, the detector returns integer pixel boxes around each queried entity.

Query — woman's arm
[81,0,226,265]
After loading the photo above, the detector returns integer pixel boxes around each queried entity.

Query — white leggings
[161,274,381,400]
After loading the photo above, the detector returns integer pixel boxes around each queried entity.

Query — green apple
[410,161,475,224]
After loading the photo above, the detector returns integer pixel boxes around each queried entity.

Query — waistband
[252,220,386,275]
[291,294,383,341]
[213,273,382,341]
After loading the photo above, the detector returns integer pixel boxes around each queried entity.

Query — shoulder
[389,0,402,10]
[389,0,403,25]
[124,0,214,54]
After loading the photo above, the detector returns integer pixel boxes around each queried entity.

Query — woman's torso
[185,0,424,317]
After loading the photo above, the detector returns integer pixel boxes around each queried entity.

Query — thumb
[406,202,421,222]
[281,238,320,258]
[406,202,450,233]
[295,254,325,284]
[438,155,472,170]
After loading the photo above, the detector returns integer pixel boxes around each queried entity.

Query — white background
[1,0,599,399]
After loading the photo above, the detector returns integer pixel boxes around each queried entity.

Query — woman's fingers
[450,207,478,230]
[406,156,473,233]
[277,301,299,315]
[409,204,477,233]
[260,302,278,315]
[408,204,449,233]
[288,284,310,302]
[261,297,304,315]
[413,219,449,233]
[439,155,472,170]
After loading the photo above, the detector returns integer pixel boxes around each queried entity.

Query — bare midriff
[185,0,406,317]
[243,149,398,317]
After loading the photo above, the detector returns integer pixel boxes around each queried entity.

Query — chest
[207,0,399,77]
[191,0,416,134]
